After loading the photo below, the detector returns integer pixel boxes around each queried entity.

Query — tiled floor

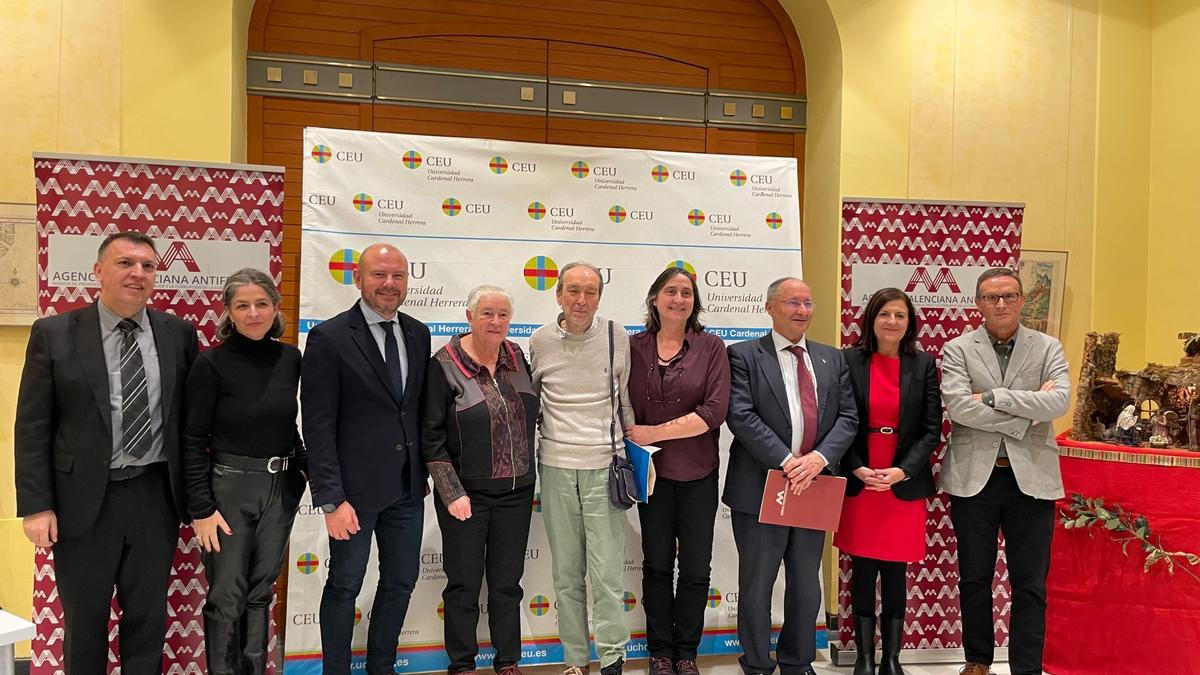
[524,654,1014,675]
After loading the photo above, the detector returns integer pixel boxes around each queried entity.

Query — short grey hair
[466,284,513,314]
[556,261,605,297]
[766,276,803,302]
[975,267,1023,296]
[216,267,284,341]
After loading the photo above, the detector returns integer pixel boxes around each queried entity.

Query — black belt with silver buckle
[212,451,294,474]
[109,463,162,482]
[867,426,896,435]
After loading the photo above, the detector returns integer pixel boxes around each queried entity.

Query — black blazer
[722,334,859,515]
[840,346,941,500]
[14,303,199,536]
[301,302,430,512]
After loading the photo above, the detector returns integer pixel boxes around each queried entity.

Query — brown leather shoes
[958,664,994,675]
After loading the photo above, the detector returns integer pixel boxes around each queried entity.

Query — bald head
[354,243,410,318]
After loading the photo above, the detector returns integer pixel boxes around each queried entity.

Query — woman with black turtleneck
[183,267,306,675]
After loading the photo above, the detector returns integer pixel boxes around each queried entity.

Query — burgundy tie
[785,345,818,455]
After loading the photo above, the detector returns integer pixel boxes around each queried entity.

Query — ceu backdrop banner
[31,153,284,674]
[836,198,1022,660]
[288,127,806,674]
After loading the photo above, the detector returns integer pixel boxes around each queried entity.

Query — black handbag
[605,320,637,510]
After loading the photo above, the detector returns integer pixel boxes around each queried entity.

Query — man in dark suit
[15,231,199,675]
[724,277,857,675]
[301,243,431,675]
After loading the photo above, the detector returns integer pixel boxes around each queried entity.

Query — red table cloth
[1044,433,1200,675]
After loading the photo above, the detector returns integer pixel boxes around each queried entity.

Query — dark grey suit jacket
[301,302,431,512]
[722,333,858,515]
[14,303,199,536]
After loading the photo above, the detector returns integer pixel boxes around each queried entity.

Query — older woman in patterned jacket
[422,284,539,675]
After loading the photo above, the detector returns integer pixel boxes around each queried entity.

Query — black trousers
[54,464,179,675]
[730,510,825,675]
[950,468,1054,675]
[849,556,908,620]
[201,463,304,675]
[434,484,535,673]
[637,471,718,660]
[321,495,424,675]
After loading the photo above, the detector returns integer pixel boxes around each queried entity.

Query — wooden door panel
[548,118,705,153]
[548,41,706,89]
[374,36,547,76]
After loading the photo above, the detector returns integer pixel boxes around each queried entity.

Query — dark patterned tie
[118,318,153,458]
[784,345,818,455]
[381,320,405,399]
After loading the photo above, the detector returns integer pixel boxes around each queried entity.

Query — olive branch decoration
[1059,493,1200,583]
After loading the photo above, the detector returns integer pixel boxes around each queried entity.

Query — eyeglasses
[977,293,1022,306]
[780,299,814,311]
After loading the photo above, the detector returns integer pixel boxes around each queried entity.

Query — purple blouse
[628,329,731,481]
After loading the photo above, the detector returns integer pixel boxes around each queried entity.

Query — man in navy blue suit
[724,277,857,675]
[302,243,431,675]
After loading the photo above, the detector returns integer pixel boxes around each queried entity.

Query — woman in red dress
[835,288,942,675]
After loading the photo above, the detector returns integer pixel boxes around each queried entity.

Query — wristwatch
[319,502,340,514]
[981,391,996,408]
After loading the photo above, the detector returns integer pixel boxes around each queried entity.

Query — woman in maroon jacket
[627,267,731,675]
[422,284,539,675]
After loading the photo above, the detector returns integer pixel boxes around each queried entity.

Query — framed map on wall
[1018,249,1068,337]
[0,202,37,325]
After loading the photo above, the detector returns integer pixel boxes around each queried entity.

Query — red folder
[758,470,847,531]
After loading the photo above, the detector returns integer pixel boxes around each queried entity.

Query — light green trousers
[539,464,630,668]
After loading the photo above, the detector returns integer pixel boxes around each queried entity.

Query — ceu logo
[667,260,697,279]
[527,201,546,220]
[608,205,627,223]
[442,198,462,216]
[489,156,509,174]
[570,160,590,179]
[687,209,705,226]
[311,145,332,164]
[766,212,783,229]
[354,607,363,625]
[730,169,747,187]
[328,249,360,285]
[437,602,445,621]
[651,164,669,183]
[403,150,422,169]
[707,587,722,608]
[296,552,320,575]
[529,595,551,617]
[622,592,638,612]
[523,256,559,291]
[352,192,373,212]
[532,492,542,512]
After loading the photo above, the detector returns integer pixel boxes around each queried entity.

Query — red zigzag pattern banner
[837,199,1022,655]
[31,154,284,674]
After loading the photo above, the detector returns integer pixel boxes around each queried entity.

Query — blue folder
[624,439,659,503]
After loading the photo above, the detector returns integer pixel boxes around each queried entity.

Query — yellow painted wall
[1147,0,1200,363]
[1,0,1196,659]
[1094,0,1153,370]
[817,0,1103,425]
[0,0,247,655]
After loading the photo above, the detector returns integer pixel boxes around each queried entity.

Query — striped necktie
[118,318,153,458]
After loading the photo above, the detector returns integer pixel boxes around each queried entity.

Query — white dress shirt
[358,299,408,389]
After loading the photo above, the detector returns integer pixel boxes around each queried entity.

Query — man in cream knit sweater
[529,261,635,675]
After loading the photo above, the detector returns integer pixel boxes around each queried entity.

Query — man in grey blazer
[940,268,1071,675]
[724,277,857,675]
